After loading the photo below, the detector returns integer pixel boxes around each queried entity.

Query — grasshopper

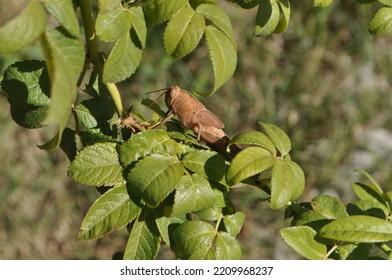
[155,86,240,158]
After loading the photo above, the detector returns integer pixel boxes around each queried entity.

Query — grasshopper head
[165,86,180,108]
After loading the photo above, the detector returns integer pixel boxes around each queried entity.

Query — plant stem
[79,0,124,117]
[323,244,338,260]
[215,214,223,233]
[106,82,124,116]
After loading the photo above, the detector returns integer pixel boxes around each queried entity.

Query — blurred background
[1,0,392,259]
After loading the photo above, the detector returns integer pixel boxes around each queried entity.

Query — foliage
[282,170,392,260]
[1,0,392,259]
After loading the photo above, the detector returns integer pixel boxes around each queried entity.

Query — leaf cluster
[282,170,392,260]
[66,120,303,259]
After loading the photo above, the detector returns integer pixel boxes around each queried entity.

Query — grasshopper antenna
[144,87,169,109]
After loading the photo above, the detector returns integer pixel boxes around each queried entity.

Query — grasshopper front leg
[150,110,175,129]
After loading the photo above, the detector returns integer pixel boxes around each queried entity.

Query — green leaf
[143,0,188,26]
[96,0,131,41]
[281,226,327,260]
[164,5,205,59]
[369,7,392,35]
[347,200,389,219]
[170,174,217,216]
[155,215,185,246]
[194,203,225,221]
[352,182,389,214]
[120,130,179,166]
[1,60,50,128]
[69,142,125,187]
[292,211,331,231]
[226,146,275,185]
[259,122,291,156]
[189,0,217,7]
[182,150,226,181]
[215,232,242,260]
[311,195,348,219]
[223,212,245,237]
[230,0,261,9]
[60,127,77,161]
[319,215,392,243]
[129,6,147,49]
[0,1,46,53]
[74,98,117,145]
[379,0,392,6]
[196,4,236,45]
[275,0,290,33]
[39,28,85,150]
[103,34,143,83]
[314,0,334,7]
[254,0,280,37]
[78,185,140,239]
[203,25,237,94]
[42,0,80,38]
[123,208,160,260]
[337,243,372,260]
[270,159,305,209]
[170,220,216,259]
[230,130,277,155]
[354,169,383,194]
[127,154,184,208]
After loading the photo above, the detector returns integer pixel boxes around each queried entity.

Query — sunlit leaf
[164,5,205,59]
[223,212,245,237]
[259,122,291,156]
[281,226,327,260]
[39,28,85,150]
[69,142,125,187]
[0,1,46,53]
[319,215,392,243]
[42,0,80,38]
[170,174,217,216]
[369,7,392,35]
[129,6,147,48]
[78,185,140,239]
[311,195,348,219]
[314,0,334,7]
[196,4,236,45]
[215,232,242,260]
[352,182,389,215]
[270,159,305,209]
[182,150,226,181]
[170,220,216,259]
[123,208,160,260]
[254,0,280,37]
[143,0,188,26]
[96,0,131,41]
[103,34,142,83]
[203,25,237,94]
[230,130,276,155]
[127,154,184,208]
[226,146,275,185]
[275,0,290,33]
[155,215,185,246]
[120,130,179,166]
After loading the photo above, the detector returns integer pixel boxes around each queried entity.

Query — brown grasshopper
[155,86,241,159]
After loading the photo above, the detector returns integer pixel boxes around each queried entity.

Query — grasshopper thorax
[165,85,181,108]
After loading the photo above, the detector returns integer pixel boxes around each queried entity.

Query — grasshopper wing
[196,108,225,129]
